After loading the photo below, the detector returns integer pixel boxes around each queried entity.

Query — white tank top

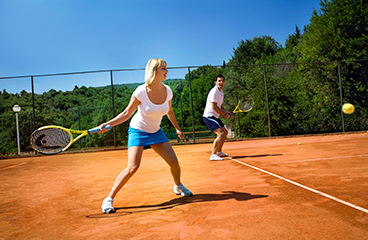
[129,84,173,133]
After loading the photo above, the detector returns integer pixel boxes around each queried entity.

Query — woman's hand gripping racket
[30,125,110,155]
[232,97,255,114]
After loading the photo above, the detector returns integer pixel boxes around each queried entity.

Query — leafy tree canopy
[299,0,368,62]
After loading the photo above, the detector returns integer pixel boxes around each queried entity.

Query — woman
[98,58,192,214]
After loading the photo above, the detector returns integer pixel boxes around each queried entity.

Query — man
[202,74,232,161]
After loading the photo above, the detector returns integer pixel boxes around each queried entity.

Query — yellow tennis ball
[298,142,301,145]
[342,103,355,114]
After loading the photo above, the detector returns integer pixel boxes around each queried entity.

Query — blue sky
[0,0,322,94]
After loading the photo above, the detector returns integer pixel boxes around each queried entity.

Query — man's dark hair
[216,74,225,81]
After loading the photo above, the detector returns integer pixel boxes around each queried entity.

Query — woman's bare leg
[107,146,144,199]
[151,142,181,185]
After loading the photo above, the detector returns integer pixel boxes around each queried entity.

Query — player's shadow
[231,153,283,159]
[86,191,268,218]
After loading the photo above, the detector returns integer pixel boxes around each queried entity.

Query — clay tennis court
[1,132,368,239]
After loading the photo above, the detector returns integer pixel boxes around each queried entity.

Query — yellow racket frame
[30,125,110,154]
[232,97,254,113]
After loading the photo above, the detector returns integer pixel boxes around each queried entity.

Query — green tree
[300,0,368,62]
[229,36,280,66]
[298,0,368,132]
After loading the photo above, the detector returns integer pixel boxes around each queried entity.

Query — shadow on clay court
[231,154,283,159]
[86,191,268,218]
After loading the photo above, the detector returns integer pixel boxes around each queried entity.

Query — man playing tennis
[203,74,232,161]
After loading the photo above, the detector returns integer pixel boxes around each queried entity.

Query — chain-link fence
[1,59,367,155]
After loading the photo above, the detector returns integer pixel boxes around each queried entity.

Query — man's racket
[30,125,110,155]
[232,97,254,114]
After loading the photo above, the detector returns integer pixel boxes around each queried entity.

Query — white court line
[266,154,368,165]
[229,157,368,214]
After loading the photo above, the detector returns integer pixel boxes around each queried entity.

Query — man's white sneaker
[210,154,223,161]
[174,183,193,196]
[101,197,115,213]
[217,151,228,157]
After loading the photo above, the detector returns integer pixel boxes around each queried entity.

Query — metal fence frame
[1,59,367,153]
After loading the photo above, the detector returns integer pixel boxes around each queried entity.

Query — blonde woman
[98,58,192,213]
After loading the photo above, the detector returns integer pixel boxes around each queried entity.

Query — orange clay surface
[1,132,368,239]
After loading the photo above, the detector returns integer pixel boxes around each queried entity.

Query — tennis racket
[232,97,254,114]
[30,125,111,155]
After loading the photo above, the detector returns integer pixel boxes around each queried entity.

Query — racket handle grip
[88,125,111,134]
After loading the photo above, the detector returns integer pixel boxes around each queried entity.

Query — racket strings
[238,98,254,111]
[31,128,71,154]
[239,102,250,111]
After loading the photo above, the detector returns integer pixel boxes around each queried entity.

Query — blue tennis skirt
[127,127,168,149]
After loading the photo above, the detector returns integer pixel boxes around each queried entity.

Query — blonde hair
[144,58,167,85]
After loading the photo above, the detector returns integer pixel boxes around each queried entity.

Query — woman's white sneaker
[174,183,193,196]
[101,197,115,213]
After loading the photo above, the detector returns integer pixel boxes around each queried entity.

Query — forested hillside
[1,0,367,154]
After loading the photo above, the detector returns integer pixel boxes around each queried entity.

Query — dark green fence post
[78,108,81,149]
[338,61,345,132]
[31,76,35,131]
[110,70,117,147]
[236,96,241,137]
[180,100,184,131]
[263,65,271,137]
[188,67,196,142]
